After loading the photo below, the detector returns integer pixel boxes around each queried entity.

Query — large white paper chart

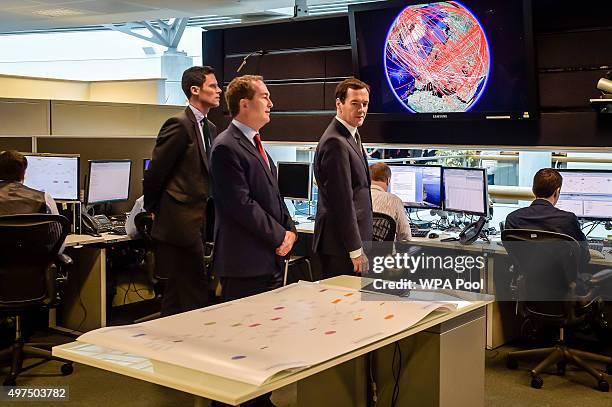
[78,281,458,385]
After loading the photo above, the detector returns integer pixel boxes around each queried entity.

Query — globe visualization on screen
[384,1,490,113]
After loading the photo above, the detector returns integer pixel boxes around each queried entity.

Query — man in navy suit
[313,78,373,278]
[144,66,221,316]
[211,75,297,302]
[505,168,590,267]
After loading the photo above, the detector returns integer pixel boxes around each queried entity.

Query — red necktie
[254,133,270,168]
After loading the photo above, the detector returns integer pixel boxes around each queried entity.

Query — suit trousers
[155,240,209,317]
[319,253,354,279]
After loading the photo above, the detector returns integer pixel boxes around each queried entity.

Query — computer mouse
[428,232,439,239]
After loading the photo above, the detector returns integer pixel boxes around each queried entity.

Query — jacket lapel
[334,119,369,176]
[185,107,210,173]
[231,124,276,185]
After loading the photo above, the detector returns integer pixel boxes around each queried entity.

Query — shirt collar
[371,184,385,192]
[232,119,259,142]
[188,103,206,124]
[335,115,357,137]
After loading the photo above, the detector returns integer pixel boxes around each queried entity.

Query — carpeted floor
[1,336,612,406]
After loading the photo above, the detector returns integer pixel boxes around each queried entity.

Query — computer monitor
[556,169,612,220]
[387,164,442,209]
[86,160,132,204]
[23,153,80,201]
[143,158,151,172]
[277,162,312,201]
[442,167,488,216]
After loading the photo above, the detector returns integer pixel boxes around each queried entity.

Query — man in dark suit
[143,66,221,316]
[505,167,590,268]
[313,78,373,278]
[211,75,297,302]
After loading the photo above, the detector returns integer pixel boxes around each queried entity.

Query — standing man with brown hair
[143,66,221,316]
[313,78,373,277]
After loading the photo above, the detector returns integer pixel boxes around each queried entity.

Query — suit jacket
[505,199,590,265]
[143,106,216,246]
[313,118,373,256]
[210,123,296,277]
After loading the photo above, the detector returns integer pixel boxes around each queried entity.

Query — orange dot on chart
[354,317,363,321]
[344,293,354,297]
[331,299,341,304]
[384,314,395,320]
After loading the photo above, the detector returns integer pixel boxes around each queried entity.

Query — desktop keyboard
[411,228,431,238]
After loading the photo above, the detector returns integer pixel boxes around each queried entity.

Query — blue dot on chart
[132,333,146,337]
[232,355,247,360]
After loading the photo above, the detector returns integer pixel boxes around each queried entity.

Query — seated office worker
[313,78,373,277]
[0,150,59,217]
[143,66,222,316]
[505,168,590,271]
[369,162,412,241]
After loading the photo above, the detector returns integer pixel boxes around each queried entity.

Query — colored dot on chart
[325,331,337,335]
[172,340,183,343]
[204,322,216,326]
[331,299,341,304]
[384,314,395,320]
[132,333,146,337]
[231,323,242,327]
[319,289,328,292]
[231,355,246,360]
[249,323,261,328]
[344,293,354,297]
[270,317,282,321]
[274,306,285,310]
[354,317,363,321]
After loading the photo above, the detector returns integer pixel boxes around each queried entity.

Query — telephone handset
[459,216,487,245]
[81,213,113,236]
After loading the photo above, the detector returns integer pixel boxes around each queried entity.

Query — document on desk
[77,281,459,386]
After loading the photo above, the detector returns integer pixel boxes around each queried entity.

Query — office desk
[54,275,490,407]
[409,236,612,348]
[52,233,134,333]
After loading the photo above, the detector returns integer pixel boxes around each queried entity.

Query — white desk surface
[65,233,132,247]
[53,275,490,406]
[293,216,314,234]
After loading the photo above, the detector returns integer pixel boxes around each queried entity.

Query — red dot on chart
[270,317,282,321]
[319,289,328,292]
[249,323,261,328]
[325,331,337,335]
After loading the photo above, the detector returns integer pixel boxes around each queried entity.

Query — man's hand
[351,253,369,274]
[276,231,297,257]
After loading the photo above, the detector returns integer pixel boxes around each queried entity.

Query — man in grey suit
[313,78,373,278]
[143,66,221,316]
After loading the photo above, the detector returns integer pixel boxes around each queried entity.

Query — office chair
[502,229,612,391]
[0,214,74,386]
[133,212,166,323]
[372,212,397,242]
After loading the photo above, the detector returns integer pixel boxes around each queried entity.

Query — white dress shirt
[188,104,209,152]
[370,184,412,241]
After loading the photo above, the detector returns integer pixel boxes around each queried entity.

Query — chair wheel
[3,377,16,386]
[531,376,543,389]
[556,362,566,376]
[506,356,518,370]
[61,363,73,375]
[598,379,609,392]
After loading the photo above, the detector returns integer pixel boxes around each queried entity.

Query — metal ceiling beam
[103,17,188,50]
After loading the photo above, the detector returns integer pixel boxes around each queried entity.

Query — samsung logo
[432,114,448,119]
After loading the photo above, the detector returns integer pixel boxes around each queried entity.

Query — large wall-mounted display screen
[350,0,537,120]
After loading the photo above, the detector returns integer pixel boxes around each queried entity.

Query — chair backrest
[134,212,153,246]
[501,228,582,323]
[0,214,69,308]
[372,212,397,242]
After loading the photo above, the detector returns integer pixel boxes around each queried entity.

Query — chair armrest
[588,268,612,285]
[56,253,73,268]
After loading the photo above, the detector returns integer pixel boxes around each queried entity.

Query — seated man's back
[369,162,412,241]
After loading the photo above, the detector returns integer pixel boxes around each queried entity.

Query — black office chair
[372,212,397,242]
[502,229,612,391]
[133,212,166,323]
[0,214,74,386]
